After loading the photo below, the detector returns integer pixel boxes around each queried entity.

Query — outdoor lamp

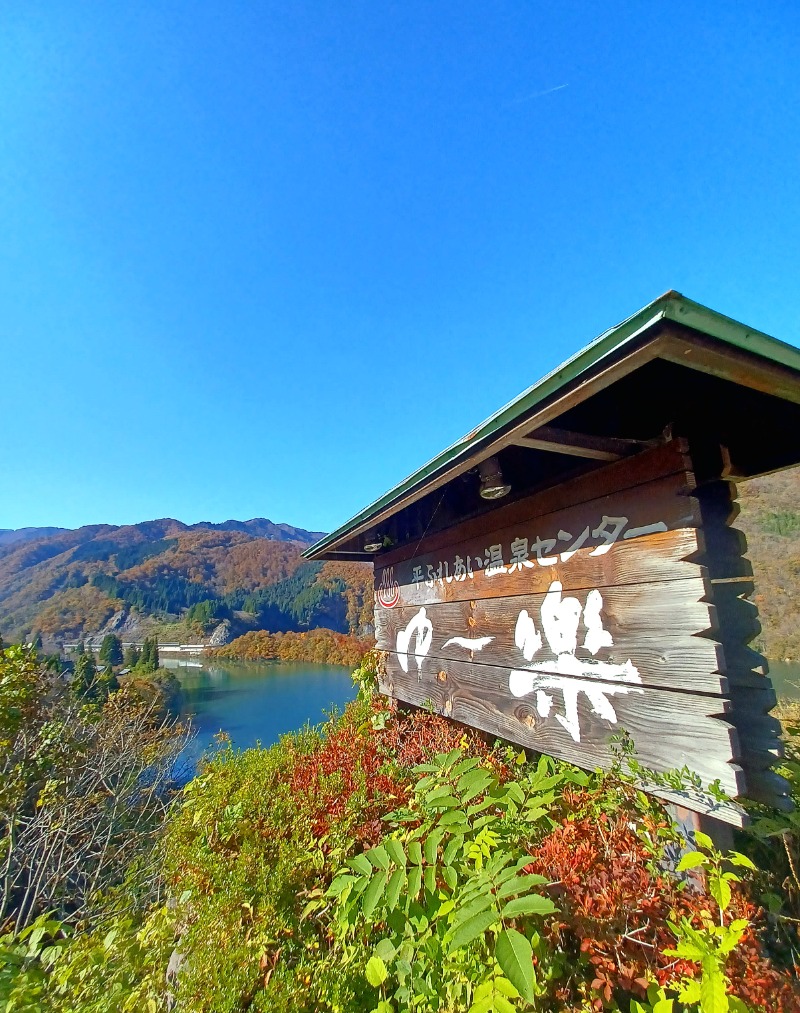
[478,457,511,500]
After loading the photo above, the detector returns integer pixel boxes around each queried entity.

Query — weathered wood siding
[373,439,784,824]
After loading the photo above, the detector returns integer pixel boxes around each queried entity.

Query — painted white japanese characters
[396,607,433,673]
[442,635,494,651]
[392,580,643,744]
[406,515,668,592]
[507,581,642,743]
[381,505,676,743]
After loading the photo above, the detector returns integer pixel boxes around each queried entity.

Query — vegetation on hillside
[0,520,371,647]
[2,647,800,1012]
[212,627,373,666]
[0,642,189,936]
[737,468,800,660]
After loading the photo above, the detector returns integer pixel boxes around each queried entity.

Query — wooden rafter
[511,425,647,462]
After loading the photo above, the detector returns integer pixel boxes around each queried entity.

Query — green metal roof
[305,291,800,560]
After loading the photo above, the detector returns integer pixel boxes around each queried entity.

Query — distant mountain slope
[189,518,325,541]
[3,471,794,658]
[0,517,369,647]
[0,527,68,547]
[737,468,800,662]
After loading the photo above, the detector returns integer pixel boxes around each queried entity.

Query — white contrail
[509,84,569,105]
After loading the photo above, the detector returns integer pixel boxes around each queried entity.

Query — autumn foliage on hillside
[0,518,373,646]
[319,561,375,634]
[737,467,800,660]
[211,627,373,666]
[33,585,124,641]
[123,530,305,592]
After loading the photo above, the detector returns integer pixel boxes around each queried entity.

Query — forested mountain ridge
[0,526,68,547]
[0,466,797,657]
[0,517,371,647]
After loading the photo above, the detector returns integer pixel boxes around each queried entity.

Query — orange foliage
[286,709,405,843]
[319,560,374,633]
[211,627,373,666]
[32,585,122,641]
[217,538,304,594]
[124,531,305,595]
[527,796,800,1011]
[378,702,507,772]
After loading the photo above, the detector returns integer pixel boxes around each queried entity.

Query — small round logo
[377,566,400,608]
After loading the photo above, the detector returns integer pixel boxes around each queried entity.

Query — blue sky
[1,2,798,533]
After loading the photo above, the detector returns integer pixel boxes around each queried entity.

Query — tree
[138,639,151,672]
[73,641,85,657]
[71,651,98,701]
[123,644,140,669]
[98,664,120,696]
[137,637,160,674]
[99,633,123,667]
[0,642,190,931]
[186,600,215,628]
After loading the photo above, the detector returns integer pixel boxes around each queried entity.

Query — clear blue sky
[2,2,798,533]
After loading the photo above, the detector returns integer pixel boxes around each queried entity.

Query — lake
[161,655,800,771]
[162,657,357,765]
[767,660,800,700]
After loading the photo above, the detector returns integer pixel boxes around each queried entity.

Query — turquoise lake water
[161,656,800,773]
[162,658,357,765]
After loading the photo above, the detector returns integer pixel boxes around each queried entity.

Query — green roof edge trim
[305,291,800,559]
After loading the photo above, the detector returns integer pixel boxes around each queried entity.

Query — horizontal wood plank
[378,654,743,798]
[376,527,705,609]
[648,786,749,826]
[717,642,771,687]
[733,768,791,809]
[375,578,721,692]
[378,441,697,569]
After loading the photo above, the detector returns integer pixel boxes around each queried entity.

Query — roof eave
[304,292,800,561]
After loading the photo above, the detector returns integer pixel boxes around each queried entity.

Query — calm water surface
[162,658,356,766]
[161,656,800,771]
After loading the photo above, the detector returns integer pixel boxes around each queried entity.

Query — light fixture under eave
[363,534,384,553]
[478,456,511,500]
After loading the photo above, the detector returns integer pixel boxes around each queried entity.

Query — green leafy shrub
[3,655,800,1013]
[322,749,573,1011]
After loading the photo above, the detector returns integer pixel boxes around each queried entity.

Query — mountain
[1,471,796,659]
[188,518,325,541]
[0,517,371,648]
[0,527,68,547]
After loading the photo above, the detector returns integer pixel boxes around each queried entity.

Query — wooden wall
[373,439,785,825]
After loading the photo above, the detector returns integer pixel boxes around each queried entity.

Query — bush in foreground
[0,642,190,935]
[3,656,800,1012]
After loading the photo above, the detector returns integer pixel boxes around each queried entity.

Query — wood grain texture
[658,328,800,406]
[378,441,697,569]
[377,654,743,798]
[376,527,705,609]
[649,786,748,826]
[375,578,723,693]
[370,435,785,821]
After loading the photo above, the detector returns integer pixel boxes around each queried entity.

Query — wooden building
[305,291,800,825]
